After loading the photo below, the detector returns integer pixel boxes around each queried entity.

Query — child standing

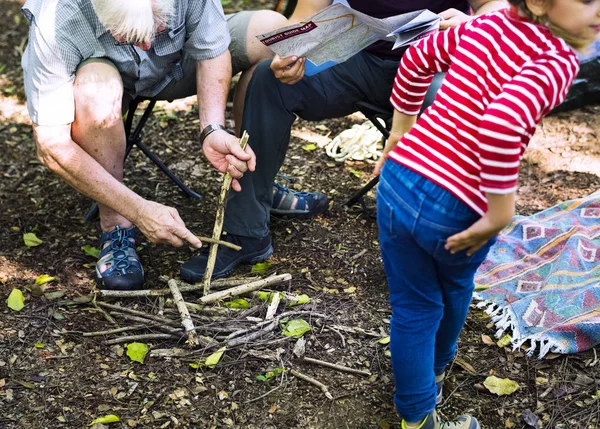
[374,0,600,428]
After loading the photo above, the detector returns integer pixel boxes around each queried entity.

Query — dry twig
[102,333,180,345]
[83,325,145,337]
[198,273,292,305]
[303,357,371,376]
[202,131,250,294]
[290,369,334,400]
[265,292,281,320]
[99,277,256,298]
[196,236,241,251]
[95,302,179,326]
[168,279,199,346]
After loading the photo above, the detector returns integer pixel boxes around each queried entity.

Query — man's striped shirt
[389,8,579,216]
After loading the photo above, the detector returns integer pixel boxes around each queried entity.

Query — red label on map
[262,22,318,46]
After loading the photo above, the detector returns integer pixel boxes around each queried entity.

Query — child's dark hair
[506,0,587,49]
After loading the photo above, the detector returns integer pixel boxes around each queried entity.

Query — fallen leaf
[302,143,317,151]
[522,409,540,429]
[251,262,271,274]
[268,403,277,414]
[82,245,101,258]
[287,294,311,307]
[349,169,363,178]
[6,288,25,311]
[282,319,311,338]
[483,375,519,396]
[481,334,495,346]
[126,343,149,364]
[23,232,43,247]
[35,274,57,285]
[454,357,477,375]
[224,298,250,309]
[315,124,329,131]
[378,336,390,345]
[497,334,512,348]
[35,343,44,349]
[89,414,120,426]
[205,347,226,368]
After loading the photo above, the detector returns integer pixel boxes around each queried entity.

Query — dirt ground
[2,1,600,428]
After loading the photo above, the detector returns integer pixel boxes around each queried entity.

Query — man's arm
[195,50,256,192]
[33,124,201,247]
[439,0,507,30]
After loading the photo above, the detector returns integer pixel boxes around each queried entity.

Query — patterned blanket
[474,191,600,358]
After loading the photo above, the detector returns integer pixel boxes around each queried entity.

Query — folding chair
[343,100,392,211]
[84,98,201,221]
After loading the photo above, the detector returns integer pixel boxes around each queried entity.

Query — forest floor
[1,0,600,428]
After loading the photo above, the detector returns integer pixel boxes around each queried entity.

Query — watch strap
[199,123,227,144]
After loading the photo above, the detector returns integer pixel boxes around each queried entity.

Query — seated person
[181,0,508,281]
[21,0,288,290]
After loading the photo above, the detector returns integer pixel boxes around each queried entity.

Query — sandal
[95,226,144,290]
[270,175,330,219]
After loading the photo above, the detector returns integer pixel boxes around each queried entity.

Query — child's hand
[445,215,504,256]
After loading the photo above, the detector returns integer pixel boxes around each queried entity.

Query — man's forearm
[196,50,232,130]
[34,125,145,223]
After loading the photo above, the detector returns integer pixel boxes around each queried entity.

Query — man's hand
[438,8,472,30]
[202,130,256,191]
[135,200,202,248]
[271,54,306,85]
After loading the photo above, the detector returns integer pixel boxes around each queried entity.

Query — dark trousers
[224,50,443,238]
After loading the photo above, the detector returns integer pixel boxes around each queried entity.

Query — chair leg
[344,175,379,208]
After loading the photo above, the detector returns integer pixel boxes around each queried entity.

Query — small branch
[164,301,240,316]
[102,333,180,345]
[226,321,277,348]
[90,304,117,326]
[83,325,145,337]
[109,312,182,334]
[196,236,241,251]
[265,292,281,320]
[290,369,333,400]
[99,277,257,298]
[303,357,371,376]
[330,324,380,337]
[168,279,199,346]
[158,296,165,316]
[203,131,250,295]
[198,273,292,305]
[95,302,180,326]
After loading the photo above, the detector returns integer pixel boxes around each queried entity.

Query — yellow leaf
[6,288,25,311]
[89,414,120,426]
[378,336,390,345]
[35,274,57,285]
[302,143,317,151]
[483,375,519,396]
[126,343,149,364]
[205,347,226,368]
[23,233,43,247]
[496,334,512,348]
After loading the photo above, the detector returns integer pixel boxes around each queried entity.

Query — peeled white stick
[265,292,281,320]
[198,273,292,305]
[203,131,249,295]
[168,279,199,346]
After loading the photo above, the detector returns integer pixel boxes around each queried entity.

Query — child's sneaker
[436,372,445,404]
[401,409,480,429]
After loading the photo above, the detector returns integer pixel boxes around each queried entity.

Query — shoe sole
[270,198,330,220]
[180,244,274,282]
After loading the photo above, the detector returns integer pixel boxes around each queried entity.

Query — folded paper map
[257,2,440,76]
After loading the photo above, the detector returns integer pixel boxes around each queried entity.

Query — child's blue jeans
[377,161,496,422]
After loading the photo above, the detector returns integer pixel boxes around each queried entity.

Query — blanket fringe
[473,293,568,358]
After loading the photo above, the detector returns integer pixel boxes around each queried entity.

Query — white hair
[91,0,175,44]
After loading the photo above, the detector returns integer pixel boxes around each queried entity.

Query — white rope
[325,120,384,162]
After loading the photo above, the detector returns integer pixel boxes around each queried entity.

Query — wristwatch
[199,123,227,144]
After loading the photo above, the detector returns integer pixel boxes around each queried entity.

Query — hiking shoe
[95,226,144,290]
[270,177,329,219]
[402,410,480,429]
[180,233,273,282]
[436,372,445,405]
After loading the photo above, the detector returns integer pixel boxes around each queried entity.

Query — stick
[198,273,292,305]
[164,301,240,316]
[99,277,257,298]
[109,312,182,334]
[83,325,145,337]
[158,296,165,316]
[226,321,277,348]
[265,292,281,320]
[95,302,180,326]
[303,357,371,376]
[203,131,250,295]
[168,279,199,346]
[290,369,333,400]
[102,333,180,345]
[196,236,241,251]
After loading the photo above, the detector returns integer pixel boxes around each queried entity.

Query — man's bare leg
[70,60,132,233]
[233,10,288,136]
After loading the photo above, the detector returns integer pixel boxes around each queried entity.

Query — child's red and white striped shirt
[389,8,579,216]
